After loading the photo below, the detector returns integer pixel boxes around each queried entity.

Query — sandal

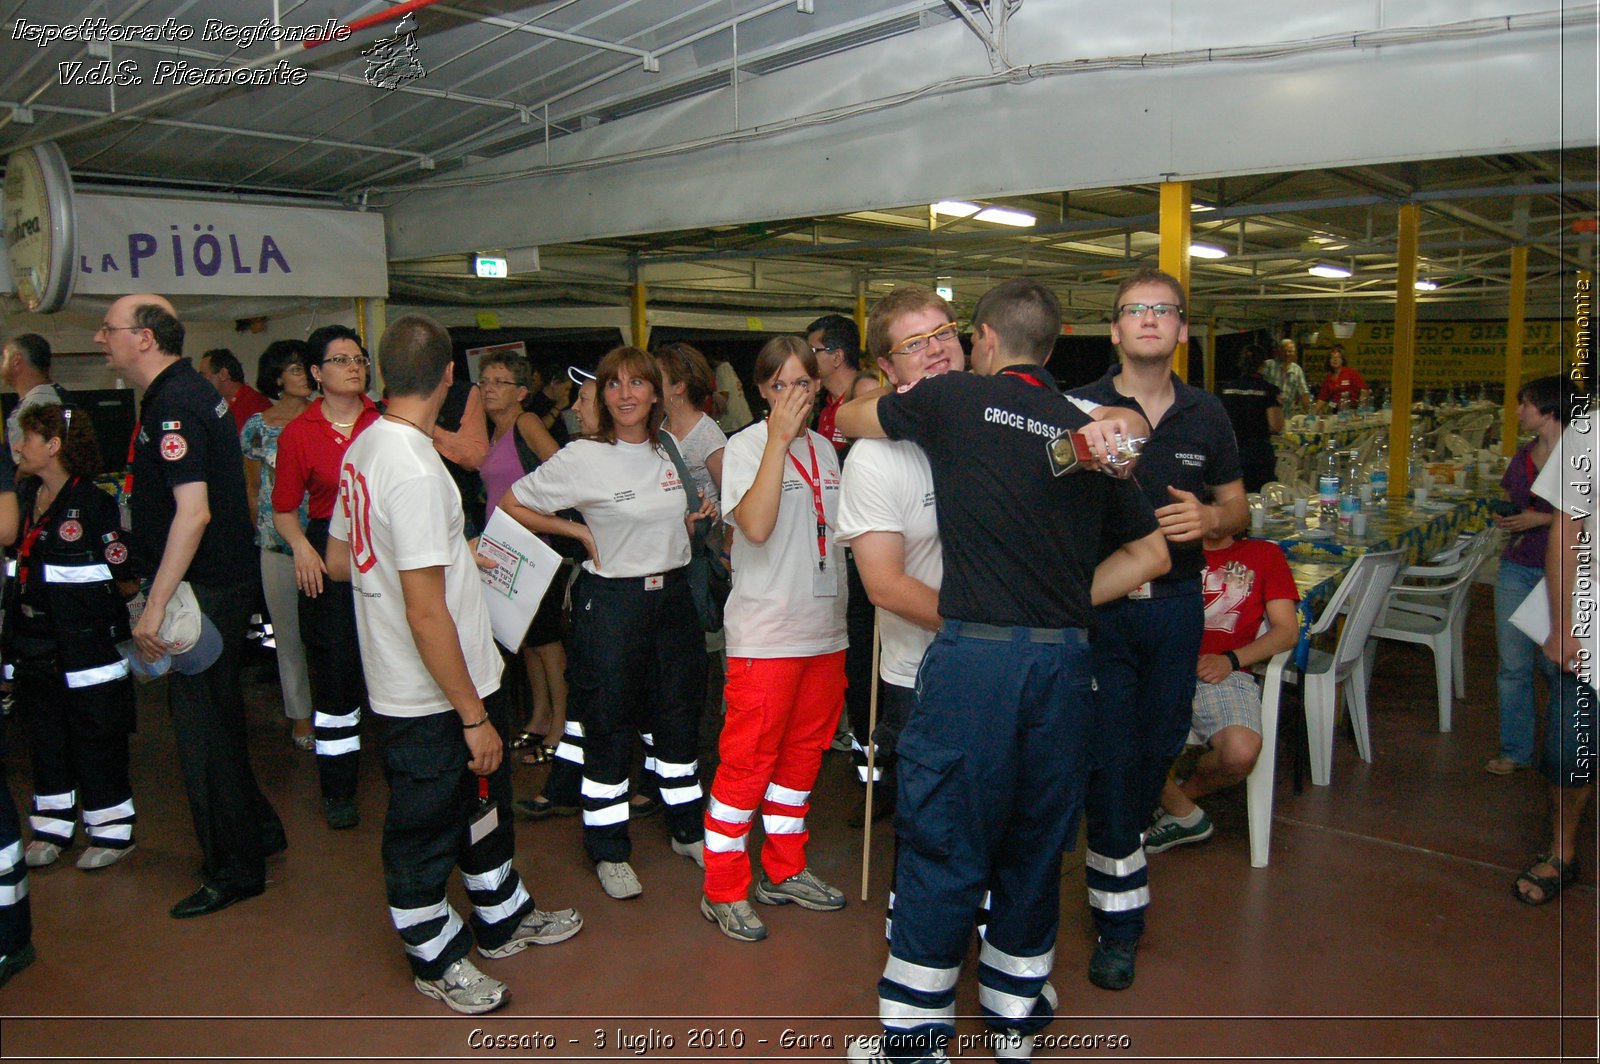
[519,744,550,766]
[510,731,542,751]
[1514,852,1578,906]
[293,733,315,753]
[1485,756,1530,775]
[514,795,578,820]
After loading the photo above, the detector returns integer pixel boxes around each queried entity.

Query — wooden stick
[860,614,882,902]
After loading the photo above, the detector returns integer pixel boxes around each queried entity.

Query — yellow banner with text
[1303,320,1573,386]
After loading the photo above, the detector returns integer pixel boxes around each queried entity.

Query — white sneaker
[24,840,60,868]
[479,906,583,958]
[596,860,643,899]
[414,957,506,1014]
[77,844,135,871]
[671,838,705,868]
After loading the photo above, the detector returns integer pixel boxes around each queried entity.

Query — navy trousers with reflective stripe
[1084,593,1203,942]
[0,719,33,960]
[377,683,533,979]
[877,625,1092,1061]
[15,657,135,849]
[299,579,366,803]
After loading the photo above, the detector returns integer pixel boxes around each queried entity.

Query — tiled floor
[3,585,1596,1061]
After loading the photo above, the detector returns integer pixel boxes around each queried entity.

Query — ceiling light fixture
[1189,243,1228,259]
[1308,264,1352,279]
[972,207,1036,227]
[1414,278,1438,291]
[933,200,980,218]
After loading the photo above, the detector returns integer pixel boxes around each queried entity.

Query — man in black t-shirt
[837,279,1168,1064]
[1071,269,1247,992]
[98,293,284,920]
[1218,345,1282,492]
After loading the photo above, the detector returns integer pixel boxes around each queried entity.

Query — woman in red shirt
[1316,346,1367,409]
[272,325,382,831]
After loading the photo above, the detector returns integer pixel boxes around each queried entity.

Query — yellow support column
[1389,204,1421,497]
[1501,246,1529,456]
[855,283,868,352]
[1159,180,1192,379]
[630,276,648,350]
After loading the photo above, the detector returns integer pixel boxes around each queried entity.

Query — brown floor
[2,585,1596,1062]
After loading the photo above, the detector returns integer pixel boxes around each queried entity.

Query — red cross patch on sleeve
[160,433,188,461]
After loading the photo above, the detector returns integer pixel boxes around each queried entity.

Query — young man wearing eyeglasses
[836,278,1168,1064]
[97,293,285,919]
[1069,268,1247,991]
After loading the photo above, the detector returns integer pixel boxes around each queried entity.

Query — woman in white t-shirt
[699,335,849,943]
[499,347,715,902]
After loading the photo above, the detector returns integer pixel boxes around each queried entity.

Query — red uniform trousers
[703,651,845,903]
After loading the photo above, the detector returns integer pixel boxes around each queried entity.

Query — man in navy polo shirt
[1071,268,1247,990]
[98,293,284,920]
[837,278,1169,1064]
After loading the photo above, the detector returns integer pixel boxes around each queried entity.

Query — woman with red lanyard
[272,325,381,830]
[0,405,138,870]
[499,347,714,902]
[700,335,848,943]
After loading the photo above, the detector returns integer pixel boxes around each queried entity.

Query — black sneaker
[323,798,359,831]
[1088,937,1138,990]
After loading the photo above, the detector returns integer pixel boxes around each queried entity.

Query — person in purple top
[1486,374,1571,775]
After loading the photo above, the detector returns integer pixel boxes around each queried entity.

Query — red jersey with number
[1199,538,1299,655]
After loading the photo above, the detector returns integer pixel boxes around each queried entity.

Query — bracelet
[1223,650,1241,672]
[462,712,490,730]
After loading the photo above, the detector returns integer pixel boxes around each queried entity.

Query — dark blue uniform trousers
[1084,590,1202,943]
[874,622,1092,1062]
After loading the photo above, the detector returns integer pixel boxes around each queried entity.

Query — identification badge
[1127,582,1152,600]
[468,777,499,846]
[812,556,839,598]
[644,574,664,591]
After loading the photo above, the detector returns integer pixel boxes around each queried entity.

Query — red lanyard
[786,434,828,571]
[18,477,73,585]
[123,420,140,497]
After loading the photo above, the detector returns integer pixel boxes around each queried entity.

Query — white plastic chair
[1365,531,1495,734]
[1277,550,1407,786]
[1243,649,1290,867]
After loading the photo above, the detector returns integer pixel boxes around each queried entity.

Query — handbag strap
[657,432,704,514]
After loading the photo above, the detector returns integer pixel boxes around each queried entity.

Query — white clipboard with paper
[477,509,563,652]
[1511,576,1598,692]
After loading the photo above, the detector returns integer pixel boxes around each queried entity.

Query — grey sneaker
[414,957,507,1014]
[1143,810,1214,854]
[77,844,135,871]
[479,906,584,958]
[24,840,60,868]
[700,895,768,942]
[671,837,705,868]
[596,860,643,899]
[754,866,846,911]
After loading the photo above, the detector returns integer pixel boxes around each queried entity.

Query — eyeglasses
[97,324,146,334]
[1116,303,1184,320]
[479,376,521,390]
[282,364,308,375]
[888,323,960,358]
[809,343,840,356]
[323,355,369,368]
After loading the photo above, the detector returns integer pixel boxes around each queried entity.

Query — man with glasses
[97,294,285,919]
[837,278,1167,1064]
[198,348,271,434]
[1070,268,1246,990]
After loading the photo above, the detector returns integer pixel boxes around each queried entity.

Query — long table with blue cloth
[1257,487,1497,667]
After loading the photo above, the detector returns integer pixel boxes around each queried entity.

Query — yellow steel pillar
[855,281,868,353]
[630,274,648,350]
[1501,246,1529,456]
[1389,204,1421,497]
[1159,180,1192,379]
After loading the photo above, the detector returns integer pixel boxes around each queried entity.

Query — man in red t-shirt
[1143,530,1299,852]
[200,348,271,433]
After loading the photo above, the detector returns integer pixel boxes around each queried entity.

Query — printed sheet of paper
[477,509,563,652]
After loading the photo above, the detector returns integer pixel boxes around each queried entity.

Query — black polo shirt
[1073,365,1242,584]
[127,358,254,585]
[1219,372,1280,450]
[877,365,1158,629]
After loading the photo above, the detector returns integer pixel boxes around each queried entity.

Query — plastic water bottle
[1369,439,1389,501]
[1319,445,1341,526]
[1339,451,1360,532]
